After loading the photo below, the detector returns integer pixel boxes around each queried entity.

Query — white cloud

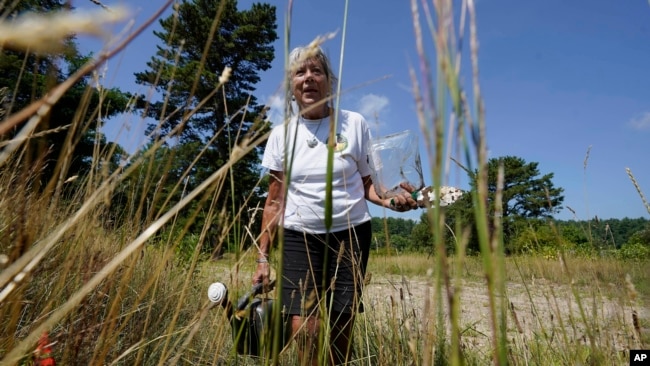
[356,93,389,122]
[264,94,285,125]
[628,112,650,131]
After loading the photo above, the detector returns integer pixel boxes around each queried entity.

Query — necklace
[302,117,324,148]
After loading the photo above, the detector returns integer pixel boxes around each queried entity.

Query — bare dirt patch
[363,274,647,353]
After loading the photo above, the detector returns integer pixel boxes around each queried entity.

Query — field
[2,0,649,365]
[364,254,649,364]
[192,252,650,365]
[0,194,648,364]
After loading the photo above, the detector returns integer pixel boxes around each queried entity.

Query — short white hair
[286,45,337,116]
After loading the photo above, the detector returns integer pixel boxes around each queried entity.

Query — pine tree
[441,156,565,253]
[132,0,278,248]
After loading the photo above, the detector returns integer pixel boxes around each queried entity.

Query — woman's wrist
[256,251,269,263]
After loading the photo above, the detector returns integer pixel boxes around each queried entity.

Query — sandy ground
[363,274,648,353]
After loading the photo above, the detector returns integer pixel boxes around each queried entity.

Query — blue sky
[76,0,650,221]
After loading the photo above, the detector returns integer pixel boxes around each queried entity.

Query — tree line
[370,155,648,258]
[375,215,650,255]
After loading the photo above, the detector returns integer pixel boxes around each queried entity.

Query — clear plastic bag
[367,130,424,199]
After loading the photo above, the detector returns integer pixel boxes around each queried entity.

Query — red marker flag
[34,332,56,366]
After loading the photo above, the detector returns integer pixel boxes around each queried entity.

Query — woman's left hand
[388,182,419,212]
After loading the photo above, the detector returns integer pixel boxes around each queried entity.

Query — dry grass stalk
[508,302,524,334]
[0,124,71,149]
[0,6,130,53]
[0,0,174,137]
[632,310,642,344]
[626,167,650,215]
[583,145,592,171]
[0,133,267,364]
[88,0,111,11]
[0,87,7,119]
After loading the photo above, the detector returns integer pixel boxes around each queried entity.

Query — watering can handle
[236,280,275,311]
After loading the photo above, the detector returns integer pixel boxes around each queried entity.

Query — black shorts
[280,221,372,316]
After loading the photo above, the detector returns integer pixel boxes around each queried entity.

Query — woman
[253,45,417,365]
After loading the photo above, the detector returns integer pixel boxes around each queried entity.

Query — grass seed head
[0,6,130,53]
[218,66,232,85]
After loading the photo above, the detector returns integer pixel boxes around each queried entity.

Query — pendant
[307,138,318,148]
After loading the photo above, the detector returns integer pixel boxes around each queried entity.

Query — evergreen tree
[484,156,564,219]
[442,156,565,253]
[1,1,131,191]
[132,0,277,248]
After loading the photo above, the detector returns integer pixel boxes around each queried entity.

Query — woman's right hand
[252,261,270,287]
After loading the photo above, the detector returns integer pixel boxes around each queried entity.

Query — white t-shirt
[261,110,373,234]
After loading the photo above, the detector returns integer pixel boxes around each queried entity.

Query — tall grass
[1,0,647,365]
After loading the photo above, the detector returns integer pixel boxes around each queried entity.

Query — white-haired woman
[253,45,416,365]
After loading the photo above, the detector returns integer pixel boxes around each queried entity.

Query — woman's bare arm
[253,170,284,285]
